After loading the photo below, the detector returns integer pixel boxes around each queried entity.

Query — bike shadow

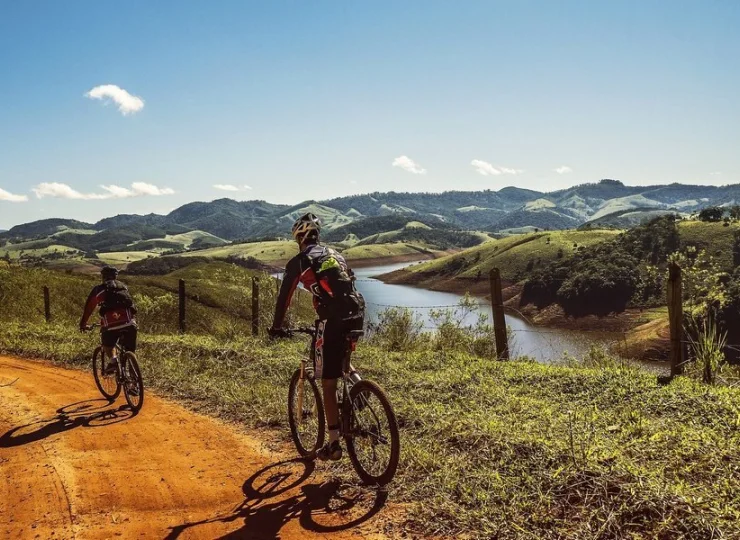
[0,398,135,448]
[165,458,389,539]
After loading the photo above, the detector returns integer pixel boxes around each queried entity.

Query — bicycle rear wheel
[92,346,121,401]
[287,368,325,458]
[346,380,400,485]
[121,352,144,412]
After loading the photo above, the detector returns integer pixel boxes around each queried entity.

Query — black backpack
[100,280,137,316]
[309,247,365,320]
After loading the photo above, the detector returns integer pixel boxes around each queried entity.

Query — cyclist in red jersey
[79,266,138,375]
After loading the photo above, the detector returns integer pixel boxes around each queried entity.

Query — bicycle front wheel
[92,346,121,401]
[287,368,325,458]
[121,352,144,412]
[346,380,400,486]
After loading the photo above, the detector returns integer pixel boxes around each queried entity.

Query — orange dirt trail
[0,356,394,539]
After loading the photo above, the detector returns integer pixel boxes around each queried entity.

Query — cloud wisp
[33,182,174,200]
[471,159,523,176]
[0,188,28,202]
[554,166,573,174]
[392,155,427,175]
[85,84,145,115]
[213,184,253,192]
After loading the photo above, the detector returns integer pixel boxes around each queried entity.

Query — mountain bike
[283,326,400,485]
[85,324,144,413]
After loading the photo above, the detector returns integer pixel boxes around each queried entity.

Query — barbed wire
[364,301,490,309]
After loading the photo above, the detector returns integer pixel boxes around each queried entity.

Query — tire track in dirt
[0,356,396,539]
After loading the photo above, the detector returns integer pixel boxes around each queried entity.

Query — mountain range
[2,180,739,251]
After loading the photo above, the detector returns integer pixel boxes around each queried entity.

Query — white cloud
[33,182,174,200]
[0,188,28,202]
[471,160,501,176]
[85,84,145,115]
[554,166,573,175]
[471,160,523,176]
[710,171,722,176]
[213,184,252,192]
[392,155,426,175]
[129,182,175,196]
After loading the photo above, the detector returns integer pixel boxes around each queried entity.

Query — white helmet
[291,212,321,242]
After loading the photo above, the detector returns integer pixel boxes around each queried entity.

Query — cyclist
[79,265,138,375]
[269,213,365,461]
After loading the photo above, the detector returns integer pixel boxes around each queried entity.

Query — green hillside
[405,229,621,282]
[339,242,434,261]
[180,240,299,264]
[0,262,313,336]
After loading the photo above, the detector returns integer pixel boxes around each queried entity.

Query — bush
[367,308,425,351]
[698,206,724,222]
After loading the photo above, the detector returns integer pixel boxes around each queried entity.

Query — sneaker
[317,440,342,461]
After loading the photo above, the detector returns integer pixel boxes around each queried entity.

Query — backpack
[308,247,365,320]
[100,280,137,316]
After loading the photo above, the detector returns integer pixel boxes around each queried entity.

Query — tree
[698,206,724,222]
[729,205,740,221]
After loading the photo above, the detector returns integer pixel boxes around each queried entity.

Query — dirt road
[0,356,394,539]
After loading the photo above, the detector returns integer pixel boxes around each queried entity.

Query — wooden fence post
[178,279,186,333]
[252,277,260,336]
[667,262,684,377]
[489,268,509,360]
[43,286,50,322]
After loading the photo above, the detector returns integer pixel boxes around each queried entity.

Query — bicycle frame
[293,326,362,437]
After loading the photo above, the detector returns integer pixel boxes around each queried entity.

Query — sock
[328,425,340,444]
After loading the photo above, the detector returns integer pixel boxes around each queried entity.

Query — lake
[353,262,618,363]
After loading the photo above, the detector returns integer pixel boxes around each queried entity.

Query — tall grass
[687,315,729,385]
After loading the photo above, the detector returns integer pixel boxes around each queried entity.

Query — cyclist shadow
[165,458,389,539]
[0,398,135,448]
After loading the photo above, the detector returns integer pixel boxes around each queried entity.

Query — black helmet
[101,266,119,280]
[291,212,321,242]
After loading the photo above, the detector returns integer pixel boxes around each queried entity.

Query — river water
[353,262,617,364]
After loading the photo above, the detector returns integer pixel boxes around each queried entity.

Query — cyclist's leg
[316,319,344,460]
[119,326,137,353]
[100,330,118,374]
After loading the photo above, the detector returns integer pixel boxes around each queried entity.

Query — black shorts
[101,326,138,352]
[314,317,363,380]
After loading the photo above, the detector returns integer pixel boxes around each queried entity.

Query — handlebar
[82,323,100,332]
[285,327,316,338]
[270,327,316,338]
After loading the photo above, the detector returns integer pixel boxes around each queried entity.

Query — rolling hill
[4,179,740,268]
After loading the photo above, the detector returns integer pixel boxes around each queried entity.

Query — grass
[97,251,157,264]
[410,229,621,281]
[182,240,299,263]
[340,242,433,260]
[0,244,83,260]
[678,220,740,271]
[1,318,739,538]
[163,230,228,248]
[0,263,314,338]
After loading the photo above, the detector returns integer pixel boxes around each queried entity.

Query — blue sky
[1,0,739,229]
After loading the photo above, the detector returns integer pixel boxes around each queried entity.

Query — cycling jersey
[272,242,363,327]
[80,282,137,331]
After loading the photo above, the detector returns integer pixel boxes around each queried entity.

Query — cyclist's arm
[271,257,302,329]
[79,286,104,329]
